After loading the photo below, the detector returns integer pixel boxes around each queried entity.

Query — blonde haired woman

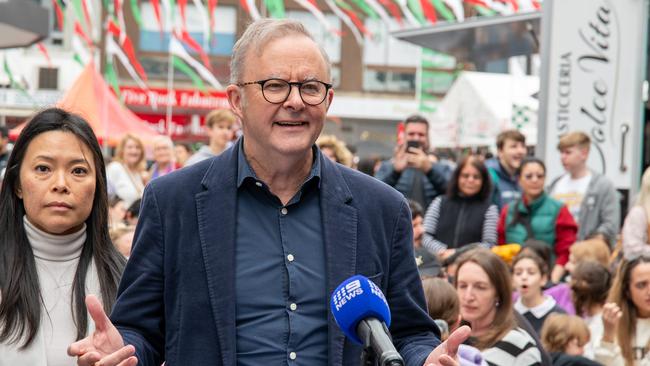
[107,133,147,207]
[316,134,353,167]
[622,167,650,259]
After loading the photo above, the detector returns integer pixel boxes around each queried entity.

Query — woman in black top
[423,155,498,260]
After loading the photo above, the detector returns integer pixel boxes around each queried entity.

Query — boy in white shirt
[548,131,620,247]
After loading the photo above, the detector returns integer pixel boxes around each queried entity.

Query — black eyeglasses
[237,78,332,106]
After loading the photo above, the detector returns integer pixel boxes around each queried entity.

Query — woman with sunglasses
[594,255,650,366]
[497,157,577,283]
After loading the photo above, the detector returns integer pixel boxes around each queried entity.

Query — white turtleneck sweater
[0,217,101,366]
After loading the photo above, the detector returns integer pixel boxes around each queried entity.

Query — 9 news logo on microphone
[330,275,391,344]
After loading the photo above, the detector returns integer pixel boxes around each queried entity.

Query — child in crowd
[565,238,611,273]
[110,225,136,259]
[540,314,603,366]
[522,238,611,316]
[125,198,142,226]
[513,251,567,336]
[108,196,127,229]
[422,277,487,366]
[409,200,442,278]
[570,261,611,359]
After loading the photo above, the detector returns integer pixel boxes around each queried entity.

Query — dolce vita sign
[538,0,648,191]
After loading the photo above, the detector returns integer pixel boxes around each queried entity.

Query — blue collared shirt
[234,143,328,365]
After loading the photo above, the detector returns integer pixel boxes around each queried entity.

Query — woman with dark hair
[498,157,577,283]
[594,256,650,366]
[455,248,542,364]
[0,108,126,364]
[422,155,498,260]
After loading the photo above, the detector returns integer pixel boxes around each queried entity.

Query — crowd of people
[0,17,648,366]
[398,123,649,365]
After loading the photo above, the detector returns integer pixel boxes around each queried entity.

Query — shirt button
[289,303,297,311]
[255,181,262,187]
[287,254,294,262]
[281,207,288,215]
[289,352,297,360]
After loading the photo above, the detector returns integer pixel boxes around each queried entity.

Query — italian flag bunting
[104,57,122,99]
[106,36,148,90]
[52,0,65,31]
[350,0,379,19]
[432,0,455,21]
[335,0,371,37]
[150,0,164,35]
[364,0,395,29]
[178,0,188,33]
[3,57,31,98]
[407,0,426,24]
[169,35,222,90]
[130,0,143,28]
[240,0,261,20]
[191,0,212,49]
[37,43,53,68]
[178,29,213,72]
[419,0,438,24]
[173,56,208,93]
[293,0,341,37]
[444,0,463,21]
[207,0,218,43]
[324,0,364,45]
[107,19,148,82]
[379,0,403,26]
[394,0,421,26]
[72,35,91,67]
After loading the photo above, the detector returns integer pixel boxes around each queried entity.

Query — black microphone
[330,275,404,366]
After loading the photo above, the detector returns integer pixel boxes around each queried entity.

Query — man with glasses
[69,18,468,366]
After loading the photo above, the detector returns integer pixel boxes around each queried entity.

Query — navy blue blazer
[110,142,440,366]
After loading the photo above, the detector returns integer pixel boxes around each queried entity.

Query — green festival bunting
[172,56,207,93]
[407,0,426,24]
[73,54,85,67]
[264,0,285,18]
[104,59,122,99]
[3,57,32,100]
[474,4,497,16]
[432,0,455,21]
[130,0,143,27]
[350,0,379,19]
[70,0,87,29]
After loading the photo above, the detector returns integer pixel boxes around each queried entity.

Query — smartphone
[406,140,420,150]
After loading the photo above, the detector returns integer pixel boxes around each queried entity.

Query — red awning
[11,63,160,145]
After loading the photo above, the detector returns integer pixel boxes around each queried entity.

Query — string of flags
[4,0,542,96]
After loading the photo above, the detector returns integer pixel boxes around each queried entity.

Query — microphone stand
[357,319,404,366]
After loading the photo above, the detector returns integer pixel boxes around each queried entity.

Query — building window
[363,68,416,93]
[38,67,58,90]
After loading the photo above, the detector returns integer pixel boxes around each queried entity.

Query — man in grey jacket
[548,131,620,247]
